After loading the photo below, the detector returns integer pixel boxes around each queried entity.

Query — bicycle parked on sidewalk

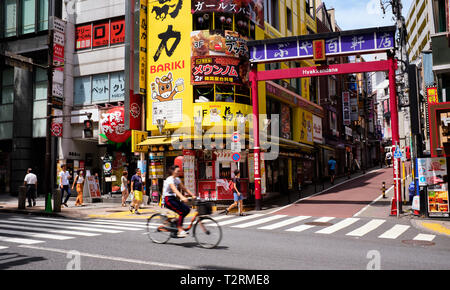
[146,198,222,249]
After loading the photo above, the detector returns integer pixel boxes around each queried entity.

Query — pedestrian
[224,170,244,216]
[24,168,37,207]
[72,170,85,207]
[59,164,72,207]
[385,152,392,168]
[121,171,129,207]
[130,169,144,214]
[328,157,337,185]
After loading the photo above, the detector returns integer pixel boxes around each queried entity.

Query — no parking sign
[232,152,241,162]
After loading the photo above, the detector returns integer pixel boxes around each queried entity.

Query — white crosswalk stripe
[346,219,386,237]
[217,214,265,226]
[378,225,410,239]
[0,246,9,250]
[31,217,147,229]
[314,217,335,223]
[0,235,44,245]
[7,219,123,233]
[18,217,142,231]
[259,216,311,230]
[0,229,74,240]
[0,220,100,236]
[413,233,435,241]
[286,224,315,232]
[232,215,287,228]
[316,218,360,234]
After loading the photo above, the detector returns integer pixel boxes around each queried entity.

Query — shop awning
[137,136,178,146]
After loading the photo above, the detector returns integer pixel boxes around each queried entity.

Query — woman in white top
[72,170,85,206]
[121,171,129,207]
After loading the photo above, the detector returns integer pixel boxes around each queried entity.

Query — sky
[322,0,413,60]
[323,0,413,31]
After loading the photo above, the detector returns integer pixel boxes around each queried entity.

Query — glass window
[91,74,109,103]
[193,13,212,31]
[34,68,47,100]
[215,85,234,102]
[33,99,47,119]
[214,13,233,31]
[74,76,92,105]
[194,85,214,102]
[286,7,292,31]
[0,104,14,122]
[38,0,48,31]
[110,71,125,101]
[5,0,17,37]
[32,119,46,138]
[270,0,279,30]
[22,0,36,34]
[2,68,14,104]
[0,122,13,140]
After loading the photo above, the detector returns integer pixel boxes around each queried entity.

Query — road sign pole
[250,66,262,211]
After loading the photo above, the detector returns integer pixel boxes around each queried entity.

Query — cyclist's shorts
[134,190,143,201]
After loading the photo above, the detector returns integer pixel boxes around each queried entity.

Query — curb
[411,219,450,238]
[0,207,75,218]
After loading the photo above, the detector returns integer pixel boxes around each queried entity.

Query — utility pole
[44,24,54,205]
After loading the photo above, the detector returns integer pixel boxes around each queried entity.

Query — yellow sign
[193,102,252,127]
[139,0,147,94]
[299,108,314,145]
[147,0,193,131]
[131,130,148,153]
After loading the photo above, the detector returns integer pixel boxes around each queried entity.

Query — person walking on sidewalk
[328,157,337,185]
[24,168,37,207]
[59,164,72,207]
[72,170,85,207]
[130,169,144,214]
[224,170,244,216]
[121,171,129,207]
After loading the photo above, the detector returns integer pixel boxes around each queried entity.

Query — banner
[76,24,92,50]
[417,157,447,186]
[342,91,351,126]
[192,56,248,85]
[427,189,449,217]
[131,130,148,153]
[139,0,147,94]
[313,115,323,144]
[110,18,125,44]
[84,176,101,198]
[427,87,438,105]
[92,21,109,48]
[299,108,313,145]
[147,0,192,130]
[191,30,249,58]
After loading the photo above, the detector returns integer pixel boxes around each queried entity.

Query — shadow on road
[0,252,46,270]
[166,241,229,251]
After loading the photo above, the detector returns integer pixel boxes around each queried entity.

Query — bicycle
[146,198,222,249]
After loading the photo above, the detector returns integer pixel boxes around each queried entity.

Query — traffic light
[84,119,93,138]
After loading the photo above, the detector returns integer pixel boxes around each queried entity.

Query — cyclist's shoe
[177,230,188,238]
[129,205,134,213]
[135,210,141,215]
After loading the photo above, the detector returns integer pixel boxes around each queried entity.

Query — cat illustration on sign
[151,72,184,102]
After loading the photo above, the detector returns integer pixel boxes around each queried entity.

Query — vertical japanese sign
[342,91,351,126]
[131,130,148,153]
[147,0,192,130]
[313,40,326,62]
[139,0,147,94]
[51,17,65,137]
[427,87,438,105]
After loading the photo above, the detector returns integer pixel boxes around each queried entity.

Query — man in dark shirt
[130,169,144,214]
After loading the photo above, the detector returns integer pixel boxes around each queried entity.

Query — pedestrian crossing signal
[84,120,93,138]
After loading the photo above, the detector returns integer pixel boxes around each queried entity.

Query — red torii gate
[248,26,402,215]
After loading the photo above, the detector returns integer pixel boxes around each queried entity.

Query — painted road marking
[0,236,44,245]
[0,220,100,237]
[0,246,8,250]
[232,215,287,228]
[31,217,147,229]
[285,224,315,232]
[27,217,142,231]
[314,217,335,223]
[413,233,435,241]
[217,214,265,226]
[8,219,122,234]
[353,185,395,217]
[259,216,311,230]
[378,225,410,239]
[316,218,360,234]
[420,222,450,236]
[346,219,386,237]
[0,229,74,241]
[19,245,193,270]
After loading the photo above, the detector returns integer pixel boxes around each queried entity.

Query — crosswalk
[0,213,439,248]
[213,214,437,242]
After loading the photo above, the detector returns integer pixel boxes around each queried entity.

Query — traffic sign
[231,132,240,143]
[232,152,241,162]
[394,146,403,159]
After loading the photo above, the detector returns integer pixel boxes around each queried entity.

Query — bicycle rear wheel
[147,214,172,244]
[193,216,222,249]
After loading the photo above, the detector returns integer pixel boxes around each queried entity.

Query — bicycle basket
[196,201,212,215]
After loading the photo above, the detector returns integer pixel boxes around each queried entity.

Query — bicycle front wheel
[193,216,222,249]
[147,214,172,244]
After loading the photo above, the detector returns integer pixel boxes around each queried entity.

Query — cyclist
[162,165,196,238]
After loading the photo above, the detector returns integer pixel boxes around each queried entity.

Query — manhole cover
[402,240,435,247]
[305,222,333,227]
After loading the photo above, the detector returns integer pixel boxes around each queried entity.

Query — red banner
[192,56,248,85]
[110,18,125,45]
[93,22,109,48]
[75,24,92,50]
[129,92,142,130]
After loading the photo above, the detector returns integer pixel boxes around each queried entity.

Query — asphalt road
[0,212,449,271]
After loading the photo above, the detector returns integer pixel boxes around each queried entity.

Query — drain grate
[305,222,334,227]
[402,240,435,247]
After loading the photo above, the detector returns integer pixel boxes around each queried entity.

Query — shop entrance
[247,26,402,214]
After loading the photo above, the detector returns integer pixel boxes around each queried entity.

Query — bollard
[18,186,27,209]
[45,192,53,213]
[53,188,62,212]
[382,182,386,199]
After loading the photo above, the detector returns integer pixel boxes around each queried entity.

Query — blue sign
[248,26,396,63]
[394,146,403,159]
[232,153,241,162]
